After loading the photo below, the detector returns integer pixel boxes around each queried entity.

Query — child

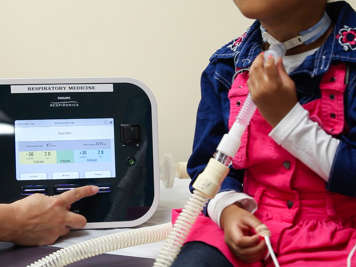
[172,0,356,266]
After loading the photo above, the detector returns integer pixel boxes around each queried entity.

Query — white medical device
[0,78,159,229]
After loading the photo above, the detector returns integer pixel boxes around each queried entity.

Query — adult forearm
[0,203,19,242]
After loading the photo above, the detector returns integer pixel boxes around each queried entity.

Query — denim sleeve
[327,68,356,196]
[186,63,244,206]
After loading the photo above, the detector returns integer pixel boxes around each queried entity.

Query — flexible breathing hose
[27,223,172,267]
[236,93,257,127]
[153,190,208,266]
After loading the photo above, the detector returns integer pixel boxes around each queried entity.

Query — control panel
[0,78,159,228]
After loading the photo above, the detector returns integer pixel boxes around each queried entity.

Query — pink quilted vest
[228,64,346,195]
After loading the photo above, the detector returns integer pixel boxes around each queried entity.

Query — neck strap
[261,12,332,50]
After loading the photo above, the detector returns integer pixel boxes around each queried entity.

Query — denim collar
[210,1,356,77]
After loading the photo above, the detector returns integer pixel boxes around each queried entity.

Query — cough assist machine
[0,78,159,229]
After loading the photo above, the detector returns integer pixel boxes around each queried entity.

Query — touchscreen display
[15,118,116,180]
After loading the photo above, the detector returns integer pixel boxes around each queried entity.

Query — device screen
[14,118,116,180]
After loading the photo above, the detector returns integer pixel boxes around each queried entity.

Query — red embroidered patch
[336,25,356,51]
[228,32,247,51]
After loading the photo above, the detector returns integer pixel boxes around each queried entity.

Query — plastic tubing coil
[153,190,208,267]
[27,223,172,267]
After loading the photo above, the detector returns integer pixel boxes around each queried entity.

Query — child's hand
[220,204,267,263]
[247,52,298,127]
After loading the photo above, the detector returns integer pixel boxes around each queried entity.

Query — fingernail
[91,186,99,193]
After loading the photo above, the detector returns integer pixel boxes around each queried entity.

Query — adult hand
[220,204,267,263]
[7,185,98,246]
[247,52,298,127]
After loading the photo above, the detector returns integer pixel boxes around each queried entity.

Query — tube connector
[217,122,245,158]
[192,158,229,198]
[264,44,286,62]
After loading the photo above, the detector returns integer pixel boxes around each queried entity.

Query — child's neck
[262,26,333,56]
[261,6,332,55]
[286,26,333,56]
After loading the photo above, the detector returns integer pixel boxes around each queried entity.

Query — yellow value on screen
[19,150,57,164]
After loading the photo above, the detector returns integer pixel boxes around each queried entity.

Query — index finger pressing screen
[58,185,99,206]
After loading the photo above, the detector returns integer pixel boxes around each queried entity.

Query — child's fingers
[234,213,265,248]
[226,221,258,248]
[249,53,265,87]
[226,219,260,249]
[228,233,267,263]
[264,55,279,79]
[237,236,266,258]
[242,211,264,231]
[264,54,276,67]
[247,75,257,94]
[277,58,296,88]
[276,57,286,74]
[277,57,290,79]
[232,234,261,248]
[251,53,265,72]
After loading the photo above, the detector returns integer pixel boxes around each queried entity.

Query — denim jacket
[187,1,356,197]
